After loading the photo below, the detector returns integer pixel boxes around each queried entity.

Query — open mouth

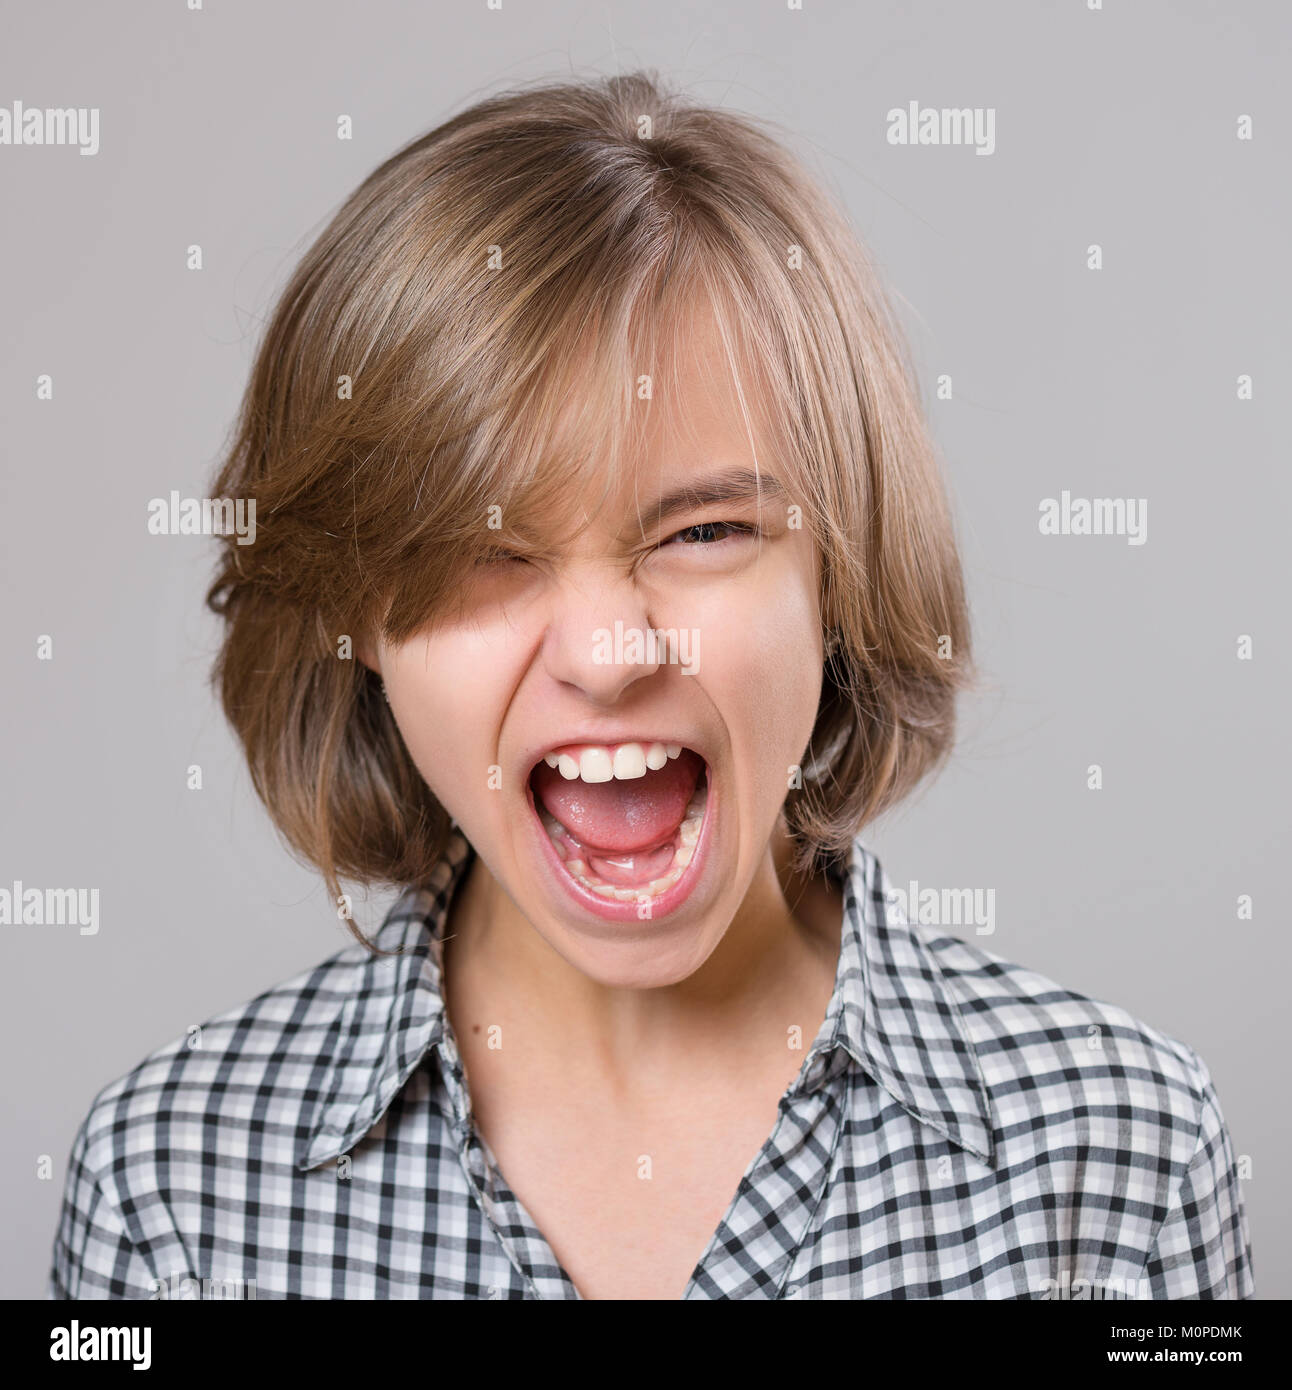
[525,740,711,914]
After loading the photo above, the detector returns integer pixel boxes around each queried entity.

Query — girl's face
[369,314,826,988]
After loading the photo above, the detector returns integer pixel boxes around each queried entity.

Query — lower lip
[524,765,717,926]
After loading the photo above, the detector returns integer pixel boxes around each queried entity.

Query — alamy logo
[1038,491,1148,545]
[50,1322,150,1370]
[887,102,995,156]
[0,101,99,156]
[0,882,98,935]
[147,491,257,545]
[592,620,700,676]
[884,881,995,936]
[149,1271,257,1299]
[1038,1272,1152,1300]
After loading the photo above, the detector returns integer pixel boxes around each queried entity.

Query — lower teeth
[540,778,707,901]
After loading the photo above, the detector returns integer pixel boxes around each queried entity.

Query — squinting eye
[475,548,529,568]
[666,520,756,546]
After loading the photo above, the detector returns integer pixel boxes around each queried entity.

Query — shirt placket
[432,1027,582,1300]
[682,1045,851,1300]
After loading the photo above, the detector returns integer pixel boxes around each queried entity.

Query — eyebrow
[642,466,786,527]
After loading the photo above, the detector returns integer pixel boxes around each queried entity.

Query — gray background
[2,0,1286,1299]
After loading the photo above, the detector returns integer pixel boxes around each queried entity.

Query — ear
[355,636,380,674]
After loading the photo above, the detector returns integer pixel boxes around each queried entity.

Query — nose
[539,564,664,705]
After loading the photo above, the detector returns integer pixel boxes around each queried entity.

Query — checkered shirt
[50,831,1254,1299]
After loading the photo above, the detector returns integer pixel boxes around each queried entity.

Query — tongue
[532,749,703,854]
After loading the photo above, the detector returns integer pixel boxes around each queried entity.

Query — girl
[52,70,1251,1300]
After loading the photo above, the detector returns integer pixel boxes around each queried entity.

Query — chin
[532,911,734,990]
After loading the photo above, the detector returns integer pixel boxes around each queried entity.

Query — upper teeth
[542,741,684,783]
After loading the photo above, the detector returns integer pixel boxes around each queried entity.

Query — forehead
[378,265,816,639]
[535,290,787,535]
[641,303,769,468]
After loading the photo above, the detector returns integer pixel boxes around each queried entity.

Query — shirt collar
[819,837,997,1166]
[297,830,996,1171]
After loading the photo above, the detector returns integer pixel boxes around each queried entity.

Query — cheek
[692,554,823,785]
[380,632,506,813]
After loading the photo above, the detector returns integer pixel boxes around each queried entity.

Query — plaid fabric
[50,831,1254,1299]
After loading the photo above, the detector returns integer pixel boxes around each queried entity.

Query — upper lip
[523,732,710,777]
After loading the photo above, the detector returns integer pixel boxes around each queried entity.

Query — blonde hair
[206,69,973,945]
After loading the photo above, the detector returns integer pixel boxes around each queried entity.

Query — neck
[442,822,841,1082]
